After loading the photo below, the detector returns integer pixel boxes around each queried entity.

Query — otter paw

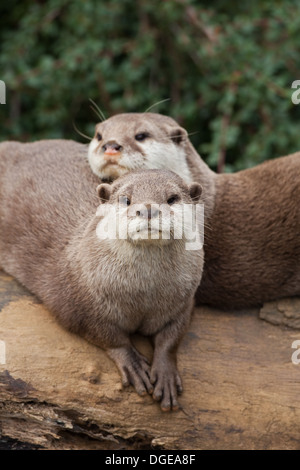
[109,346,153,397]
[150,363,183,411]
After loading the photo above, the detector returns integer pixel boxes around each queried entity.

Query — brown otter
[88,112,216,218]
[88,113,300,310]
[0,140,203,411]
[195,152,300,309]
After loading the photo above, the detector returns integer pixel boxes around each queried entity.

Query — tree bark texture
[1,270,300,450]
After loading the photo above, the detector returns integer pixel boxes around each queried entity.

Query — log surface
[0,270,300,450]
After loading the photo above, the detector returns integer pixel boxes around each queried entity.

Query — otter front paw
[150,361,183,411]
[108,346,153,397]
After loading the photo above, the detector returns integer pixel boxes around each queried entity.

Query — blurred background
[1,0,300,172]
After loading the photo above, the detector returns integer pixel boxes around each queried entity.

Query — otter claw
[150,363,182,411]
[109,346,152,396]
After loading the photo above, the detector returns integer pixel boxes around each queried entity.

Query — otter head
[88,113,193,184]
[96,169,202,246]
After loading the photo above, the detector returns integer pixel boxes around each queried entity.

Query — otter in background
[88,112,300,310]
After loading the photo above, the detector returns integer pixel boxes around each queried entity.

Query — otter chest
[102,248,191,335]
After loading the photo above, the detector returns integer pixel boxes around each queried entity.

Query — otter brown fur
[195,152,300,309]
[0,140,203,411]
[1,114,299,314]
[88,113,300,309]
[88,112,216,218]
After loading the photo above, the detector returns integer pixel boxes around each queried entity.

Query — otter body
[196,153,300,309]
[1,113,299,316]
[88,113,300,309]
[0,140,203,410]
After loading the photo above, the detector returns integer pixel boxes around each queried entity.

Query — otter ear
[169,126,188,145]
[97,183,112,203]
[188,182,202,202]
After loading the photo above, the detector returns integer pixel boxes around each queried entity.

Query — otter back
[196,152,300,309]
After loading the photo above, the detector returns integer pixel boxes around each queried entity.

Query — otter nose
[102,140,123,154]
[136,204,160,220]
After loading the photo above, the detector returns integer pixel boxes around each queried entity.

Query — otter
[88,112,216,218]
[195,152,300,309]
[88,113,300,310]
[0,140,203,411]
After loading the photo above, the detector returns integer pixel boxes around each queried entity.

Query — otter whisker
[90,104,104,122]
[157,131,200,144]
[89,98,106,122]
[185,131,201,138]
[144,98,171,113]
[191,194,214,202]
[72,120,93,141]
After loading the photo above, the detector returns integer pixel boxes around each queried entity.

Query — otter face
[88,113,193,184]
[96,169,202,246]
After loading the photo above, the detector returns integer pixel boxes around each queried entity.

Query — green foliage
[1,0,300,171]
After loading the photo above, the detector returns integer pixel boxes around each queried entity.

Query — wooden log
[1,269,300,450]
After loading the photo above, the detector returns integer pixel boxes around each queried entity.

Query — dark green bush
[1,0,300,172]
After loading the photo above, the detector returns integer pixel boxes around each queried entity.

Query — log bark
[1,269,300,450]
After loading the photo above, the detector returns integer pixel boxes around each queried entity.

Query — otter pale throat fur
[88,113,300,310]
[0,141,203,411]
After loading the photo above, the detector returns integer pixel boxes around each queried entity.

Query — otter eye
[135,132,149,142]
[120,196,131,206]
[96,132,102,141]
[167,195,179,205]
